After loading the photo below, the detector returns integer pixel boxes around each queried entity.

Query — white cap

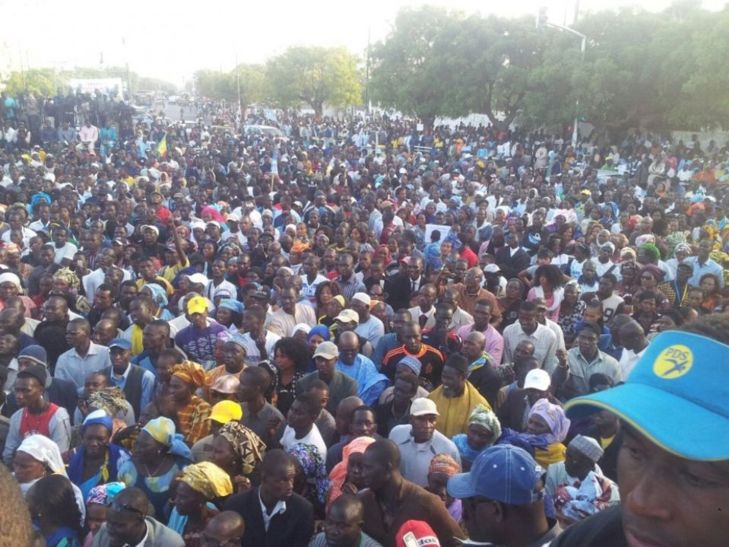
[187,273,209,286]
[335,309,359,324]
[410,398,440,417]
[352,292,371,306]
[523,369,551,391]
[313,341,339,360]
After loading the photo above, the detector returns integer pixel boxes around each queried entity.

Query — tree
[265,46,362,116]
[369,6,453,128]
[3,69,56,96]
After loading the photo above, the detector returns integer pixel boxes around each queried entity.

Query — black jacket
[223,487,314,547]
[495,246,530,280]
[549,505,628,547]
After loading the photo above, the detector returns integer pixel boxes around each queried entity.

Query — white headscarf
[17,434,66,476]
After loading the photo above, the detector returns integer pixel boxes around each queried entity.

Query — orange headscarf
[171,361,209,388]
[327,436,375,508]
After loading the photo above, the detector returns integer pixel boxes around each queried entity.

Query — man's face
[110,347,130,374]
[324,503,362,547]
[350,410,376,437]
[472,303,491,329]
[142,324,167,353]
[462,334,484,361]
[222,342,246,369]
[262,463,296,502]
[361,449,389,492]
[280,291,297,314]
[94,289,113,310]
[15,376,43,408]
[518,309,538,334]
[618,425,729,547]
[106,506,145,547]
[337,257,353,278]
[401,325,421,353]
[138,260,155,280]
[338,337,359,366]
[407,259,422,280]
[287,399,313,431]
[65,322,88,348]
[410,414,437,443]
[441,366,465,398]
[418,287,437,309]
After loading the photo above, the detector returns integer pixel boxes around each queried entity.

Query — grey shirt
[242,401,285,448]
[388,424,461,487]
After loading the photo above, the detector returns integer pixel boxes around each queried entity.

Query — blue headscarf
[218,298,244,314]
[307,325,330,342]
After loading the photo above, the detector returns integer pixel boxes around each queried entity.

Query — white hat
[313,341,339,360]
[187,273,209,286]
[410,398,440,417]
[140,224,159,236]
[352,292,371,306]
[334,309,360,324]
[524,369,551,391]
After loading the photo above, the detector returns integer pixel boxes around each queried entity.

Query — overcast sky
[1,0,725,85]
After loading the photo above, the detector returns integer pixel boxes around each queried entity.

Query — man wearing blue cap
[551,315,729,546]
[447,444,559,546]
[102,338,155,418]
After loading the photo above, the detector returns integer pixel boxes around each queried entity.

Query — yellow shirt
[428,381,491,438]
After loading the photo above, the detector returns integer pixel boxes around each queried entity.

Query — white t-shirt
[281,424,327,461]
[54,242,78,264]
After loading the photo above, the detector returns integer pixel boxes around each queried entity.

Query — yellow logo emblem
[653,345,693,380]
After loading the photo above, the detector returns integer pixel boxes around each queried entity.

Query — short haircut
[307,379,329,393]
[444,352,469,376]
[366,439,401,469]
[262,448,295,475]
[294,392,321,418]
[159,348,185,363]
[69,317,91,334]
[601,273,618,285]
[245,365,272,390]
[519,300,538,313]
[579,322,602,338]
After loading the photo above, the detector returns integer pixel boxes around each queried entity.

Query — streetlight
[536,7,587,149]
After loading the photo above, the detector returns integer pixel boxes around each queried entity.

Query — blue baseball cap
[566,330,729,461]
[447,445,542,505]
[108,338,132,351]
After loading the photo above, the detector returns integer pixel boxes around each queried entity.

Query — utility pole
[365,26,371,116]
[536,7,587,149]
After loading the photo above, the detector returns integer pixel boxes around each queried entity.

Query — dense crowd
[0,89,728,547]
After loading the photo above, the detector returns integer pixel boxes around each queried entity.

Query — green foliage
[4,69,56,96]
[265,46,362,116]
[370,4,729,132]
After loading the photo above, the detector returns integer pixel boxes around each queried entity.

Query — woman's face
[426,472,454,507]
[83,424,111,460]
[274,348,295,371]
[216,307,233,326]
[506,280,522,299]
[13,451,45,483]
[701,276,717,293]
[526,414,551,436]
[466,423,495,450]
[308,334,326,351]
[134,430,165,462]
[211,435,237,474]
[347,453,366,489]
[563,285,578,304]
[171,481,204,516]
[327,299,344,318]
[641,272,657,287]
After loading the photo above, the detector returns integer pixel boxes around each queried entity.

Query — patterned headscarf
[171,361,209,388]
[287,443,329,505]
[143,283,169,307]
[86,482,126,506]
[217,421,267,476]
[142,416,193,460]
[52,267,80,289]
[467,404,502,442]
[529,398,571,444]
[88,388,128,417]
[428,453,461,477]
[178,462,233,500]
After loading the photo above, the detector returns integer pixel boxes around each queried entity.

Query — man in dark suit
[224,449,314,547]
[495,230,530,280]
[385,256,424,311]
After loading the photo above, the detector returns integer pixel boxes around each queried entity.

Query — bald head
[203,511,245,544]
[618,319,647,352]
[340,330,359,346]
[112,487,149,515]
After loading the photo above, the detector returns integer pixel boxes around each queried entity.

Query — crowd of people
[0,89,728,547]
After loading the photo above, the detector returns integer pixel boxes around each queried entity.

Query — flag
[157,134,167,158]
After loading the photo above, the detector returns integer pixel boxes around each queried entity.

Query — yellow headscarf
[178,461,233,500]
[171,361,209,388]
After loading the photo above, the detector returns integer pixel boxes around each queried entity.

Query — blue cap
[566,330,729,461]
[108,338,132,351]
[447,445,542,505]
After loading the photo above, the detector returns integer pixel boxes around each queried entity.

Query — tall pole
[365,26,371,116]
[571,35,586,149]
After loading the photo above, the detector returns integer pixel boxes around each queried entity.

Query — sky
[1,0,725,86]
